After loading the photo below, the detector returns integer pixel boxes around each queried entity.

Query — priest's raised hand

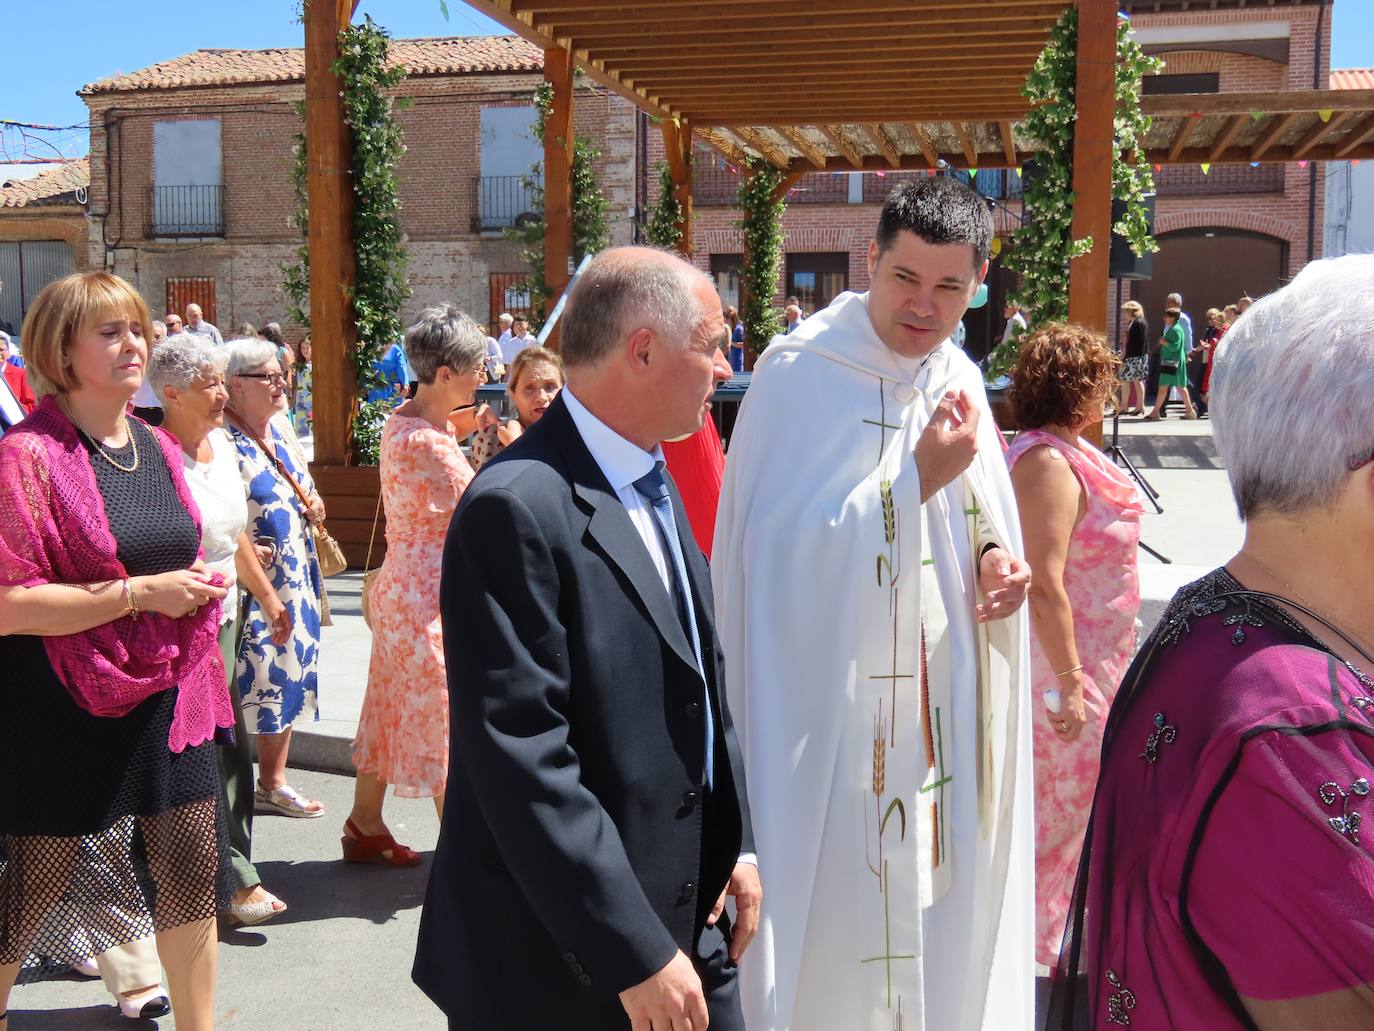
[915,387,981,502]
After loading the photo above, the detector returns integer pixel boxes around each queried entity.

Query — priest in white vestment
[714,177,1035,1031]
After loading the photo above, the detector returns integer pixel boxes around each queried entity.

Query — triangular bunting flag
[1200,163,1211,174]
[1250,111,1265,121]
[1319,109,1334,123]
[970,168,978,177]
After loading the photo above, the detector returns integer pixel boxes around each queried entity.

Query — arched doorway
[1132,229,1287,332]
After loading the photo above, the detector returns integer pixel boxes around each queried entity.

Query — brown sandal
[341,817,422,868]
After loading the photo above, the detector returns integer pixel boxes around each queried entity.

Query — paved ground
[7,412,1236,1029]
[10,769,445,1030]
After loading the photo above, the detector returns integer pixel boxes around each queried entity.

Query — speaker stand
[1107,408,1171,563]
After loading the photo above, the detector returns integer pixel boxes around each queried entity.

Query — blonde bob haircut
[19,272,152,399]
[1120,300,1144,319]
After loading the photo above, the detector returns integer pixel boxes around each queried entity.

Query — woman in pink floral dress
[343,307,490,866]
[1005,324,1143,965]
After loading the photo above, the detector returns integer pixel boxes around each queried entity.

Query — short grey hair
[560,246,706,368]
[1211,254,1374,519]
[152,320,166,336]
[223,337,280,379]
[148,337,226,399]
[1166,292,1183,305]
[404,305,487,384]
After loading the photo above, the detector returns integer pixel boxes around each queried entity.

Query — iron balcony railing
[472,174,542,232]
[146,184,225,238]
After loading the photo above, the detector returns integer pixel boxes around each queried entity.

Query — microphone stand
[1107,406,1170,563]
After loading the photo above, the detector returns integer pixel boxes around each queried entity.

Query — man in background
[183,303,223,345]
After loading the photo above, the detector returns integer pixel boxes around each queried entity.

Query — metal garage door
[0,240,77,337]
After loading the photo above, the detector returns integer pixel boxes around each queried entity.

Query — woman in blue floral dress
[224,338,326,818]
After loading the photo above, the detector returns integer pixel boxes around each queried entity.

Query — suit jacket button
[681,881,696,901]
[682,790,699,811]
[685,701,702,718]
[578,974,593,987]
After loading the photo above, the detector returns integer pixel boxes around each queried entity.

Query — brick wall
[85,72,638,336]
[0,208,91,269]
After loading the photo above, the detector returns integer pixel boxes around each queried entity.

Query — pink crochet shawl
[0,396,232,752]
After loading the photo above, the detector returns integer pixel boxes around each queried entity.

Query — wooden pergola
[302,0,1374,472]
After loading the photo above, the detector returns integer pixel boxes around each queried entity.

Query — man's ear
[627,327,654,369]
[866,240,880,280]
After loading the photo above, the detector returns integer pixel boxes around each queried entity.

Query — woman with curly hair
[1004,324,1143,967]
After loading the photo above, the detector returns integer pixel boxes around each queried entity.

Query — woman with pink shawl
[0,273,233,1031]
[1046,256,1374,1030]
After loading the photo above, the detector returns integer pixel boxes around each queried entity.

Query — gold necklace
[61,397,140,473]
[1243,552,1374,664]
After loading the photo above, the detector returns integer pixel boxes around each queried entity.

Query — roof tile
[0,159,90,208]
[1331,69,1374,91]
[81,35,543,95]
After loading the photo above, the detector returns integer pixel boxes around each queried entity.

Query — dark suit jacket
[414,394,754,1030]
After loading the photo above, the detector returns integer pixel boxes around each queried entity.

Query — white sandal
[226,890,288,927]
[254,783,325,818]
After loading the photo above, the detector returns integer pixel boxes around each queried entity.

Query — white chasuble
[714,292,1033,1031]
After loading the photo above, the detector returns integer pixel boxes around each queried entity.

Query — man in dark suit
[415,246,760,1031]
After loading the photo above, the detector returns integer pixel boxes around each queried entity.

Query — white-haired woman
[150,338,290,926]
[1048,255,1374,1030]
[224,338,326,818]
[345,307,489,865]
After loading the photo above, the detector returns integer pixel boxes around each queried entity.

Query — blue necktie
[632,462,713,788]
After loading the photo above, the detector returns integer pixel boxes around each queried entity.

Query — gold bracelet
[1055,663,1083,678]
[123,578,140,618]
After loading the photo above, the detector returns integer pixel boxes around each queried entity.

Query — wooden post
[1067,0,1116,447]
[662,119,694,255]
[303,0,356,467]
[543,46,574,349]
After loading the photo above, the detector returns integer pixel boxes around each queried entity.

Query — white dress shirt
[563,389,756,866]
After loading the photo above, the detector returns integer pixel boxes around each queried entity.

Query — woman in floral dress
[1005,324,1143,966]
[225,337,327,818]
[344,306,487,865]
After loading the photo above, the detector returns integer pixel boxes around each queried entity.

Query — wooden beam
[543,46,574,342]
[1250,111,1300,160]
[624,65,1031,88]
[1166,118,1194,163]
[661,118,694,255]
[1335,112,1374,158]
[951,122,978,166]
[694,104,1033,124]
[696,128,751,167]
[604,44,1045,71]
[818,125,864,168]
[998,120,1018,167]
[860,124,900,168]
[303,0,356,467]
[532,2,1062,31]
[1145,140,1374,165]
[651,82,1022,105]
[587,33,1052,60]
[770,168,807,205]
[1208,114,1247,162]
[1067,0,1115,452]
[1142,88,1374,117]
[727,127,789,169]
[785,151,1029,175]
[538,11,1059,41]
[517,0,1073,12]
[778,126,826,169]
[906,123,939,166]
[570,22,1054,48]
[1292,110,1352,159]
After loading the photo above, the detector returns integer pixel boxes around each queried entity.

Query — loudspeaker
[1109,195,1155,280]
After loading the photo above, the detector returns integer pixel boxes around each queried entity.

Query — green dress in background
[1159,322,1189,387]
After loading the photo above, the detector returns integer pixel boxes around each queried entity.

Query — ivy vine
[985,8,1162,379]
[282,14,412,464]
[736,159,785,356]
[505,78,610,329]
[645,160,684,251]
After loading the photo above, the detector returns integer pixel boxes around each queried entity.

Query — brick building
[80,0,1333,354]
[0,159,92,335]
[79,36,639,338]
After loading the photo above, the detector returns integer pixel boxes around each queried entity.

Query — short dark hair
[875,176,993,267]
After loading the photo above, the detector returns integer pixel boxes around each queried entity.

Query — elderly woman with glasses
[345,306,488,865]
[149,338,290,927]
[223,338,326,819]
[1047,255,1374,1030]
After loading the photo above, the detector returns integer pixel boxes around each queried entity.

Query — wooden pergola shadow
[300,0,1374,553]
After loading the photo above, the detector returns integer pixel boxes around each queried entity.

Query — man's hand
[709,862,762,964]
[619,950,708,1031]
[976,547,1031,622]
[915,390,980,503]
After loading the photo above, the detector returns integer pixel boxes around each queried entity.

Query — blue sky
[3,0,1373,177]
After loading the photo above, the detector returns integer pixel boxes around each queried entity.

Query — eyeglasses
[236,372,287,385]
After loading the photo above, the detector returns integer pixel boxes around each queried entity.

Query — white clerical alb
[713,291,1033,1031]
